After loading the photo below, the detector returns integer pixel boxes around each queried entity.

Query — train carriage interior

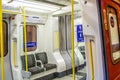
[1,0,120,80]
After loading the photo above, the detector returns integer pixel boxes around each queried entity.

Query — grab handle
[12,40,17,67]
[89,40,95,80]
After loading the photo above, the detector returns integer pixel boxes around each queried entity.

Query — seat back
[21,54,36,70]
[35,52,48,64]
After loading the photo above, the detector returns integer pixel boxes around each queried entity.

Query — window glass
[25,25,37,52]
[107,6,120,64]
[0,21,8,57]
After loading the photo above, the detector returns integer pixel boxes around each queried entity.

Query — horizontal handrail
[2,10,21,14]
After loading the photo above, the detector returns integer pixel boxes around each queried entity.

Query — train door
[0,19,13,80]
[101,1,120,80]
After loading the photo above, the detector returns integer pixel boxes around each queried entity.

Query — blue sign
[77,25,83,31]
[77,25,84,42]
[27,42,37,47]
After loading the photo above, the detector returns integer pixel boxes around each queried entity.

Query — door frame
[100,0,120,80]
[97,0,109,80]
[2,18,13,80]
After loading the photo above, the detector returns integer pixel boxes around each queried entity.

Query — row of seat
[21,52,57,78]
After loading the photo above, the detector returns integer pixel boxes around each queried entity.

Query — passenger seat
[21,54,44,75]
[35,52,57,71]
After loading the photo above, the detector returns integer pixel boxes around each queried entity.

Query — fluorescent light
[26,7,50,13]
[8,0,60,11]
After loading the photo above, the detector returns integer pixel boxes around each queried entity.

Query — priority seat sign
[77,25,84,42]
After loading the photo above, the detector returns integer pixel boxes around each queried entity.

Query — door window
[107,6,120,64]
[0,21,8,57]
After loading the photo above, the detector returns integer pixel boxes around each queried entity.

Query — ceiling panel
[29,0,78,6]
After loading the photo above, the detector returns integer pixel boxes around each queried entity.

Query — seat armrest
[21,70,31,79]
[36,60,44,68]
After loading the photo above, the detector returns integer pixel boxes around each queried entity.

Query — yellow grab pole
[89,40,95,80]
[12,41,17,67]
[71,0,75,80]
[56,31,60,49]
[0,0,5,80]
[22,7,28,72]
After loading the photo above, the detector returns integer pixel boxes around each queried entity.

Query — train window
[107,6,120,64]
[24,25,37,52]
[0,21,8,57]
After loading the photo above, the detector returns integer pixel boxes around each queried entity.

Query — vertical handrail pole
[71,0,75,80]
[0,0,5,80]
[22,7,28,72]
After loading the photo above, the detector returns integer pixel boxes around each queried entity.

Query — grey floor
[53,67,86,80]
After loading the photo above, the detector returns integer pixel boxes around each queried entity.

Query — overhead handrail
[89,40,95,80]
[71,0,75,80]
[0,0,5,80]
[2,10,21,14]
[22,7,28,72]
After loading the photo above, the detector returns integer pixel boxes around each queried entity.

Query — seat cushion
[29,66,44,75]
[44,64,57,71]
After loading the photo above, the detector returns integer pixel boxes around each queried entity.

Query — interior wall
[44,15,57,63]
[37,25,45,52]
[74,17,84,47]
[81,0,105,80]
[26,12,48,52]
[25,12,58,63]
[52,17,59,51]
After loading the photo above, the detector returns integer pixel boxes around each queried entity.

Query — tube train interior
[0,0,120,80]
